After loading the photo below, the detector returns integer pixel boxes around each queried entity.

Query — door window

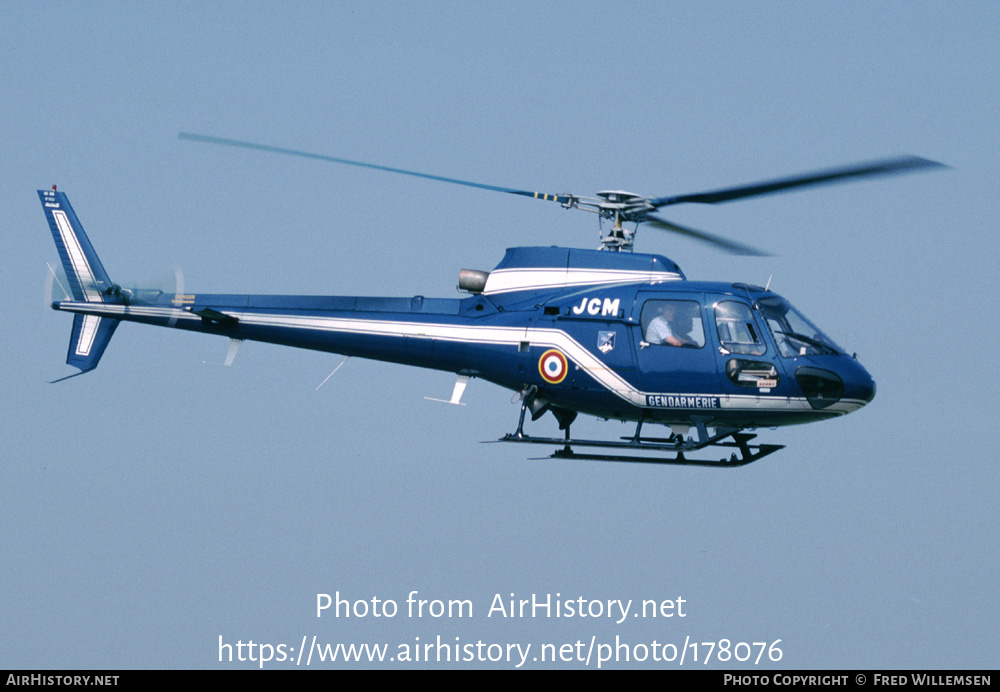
[714,301,766,355]
[640,300,705,348]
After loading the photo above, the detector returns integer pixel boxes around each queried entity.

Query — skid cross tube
[497,429,784,467]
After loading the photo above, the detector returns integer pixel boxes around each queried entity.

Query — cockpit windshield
[757,296,844,357]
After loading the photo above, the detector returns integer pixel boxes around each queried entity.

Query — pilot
[647,302,695,347]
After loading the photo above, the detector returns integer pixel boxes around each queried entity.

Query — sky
[2,1,997,670]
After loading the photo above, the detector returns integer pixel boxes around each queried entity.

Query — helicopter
[41,134,945,466]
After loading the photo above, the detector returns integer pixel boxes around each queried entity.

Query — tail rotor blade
[44,269,53,307]
[44,263,72,306]
[168,265,185,328]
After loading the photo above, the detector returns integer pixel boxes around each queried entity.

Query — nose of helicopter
[842,357,877,407]
[793,356,875,414]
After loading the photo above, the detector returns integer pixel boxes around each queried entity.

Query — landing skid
[500,431,783,466]
[498,390,782,467]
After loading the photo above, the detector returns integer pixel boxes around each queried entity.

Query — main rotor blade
[642,215,771,256]
[179,133,574,204]
[649,156,947,208]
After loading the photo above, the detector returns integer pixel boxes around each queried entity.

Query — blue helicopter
[42,135,944,466]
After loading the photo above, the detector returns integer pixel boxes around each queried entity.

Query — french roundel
[538,349,569,384]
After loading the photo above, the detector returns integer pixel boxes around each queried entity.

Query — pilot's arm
[646,317,675,345]
[647,316,688,347]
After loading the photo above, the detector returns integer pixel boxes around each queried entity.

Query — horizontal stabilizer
[194,307,239,325]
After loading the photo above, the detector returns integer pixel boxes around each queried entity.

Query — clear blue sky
[2,1,996,669]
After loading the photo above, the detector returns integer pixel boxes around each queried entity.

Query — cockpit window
[714,301,766,355]
[758,296,844,357]
[641,300,705,348]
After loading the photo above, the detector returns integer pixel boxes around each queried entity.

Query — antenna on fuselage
[316,356,350,391]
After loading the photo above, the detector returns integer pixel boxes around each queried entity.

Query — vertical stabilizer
[59,313,120,380]
[39,188,114,302]
[40,189,121,380]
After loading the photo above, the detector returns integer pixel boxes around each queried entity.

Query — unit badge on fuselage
[598,331,616,354]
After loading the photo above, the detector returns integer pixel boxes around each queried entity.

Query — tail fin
[39,188,114,301]
[40,188,121,380]
[55,313,121,381]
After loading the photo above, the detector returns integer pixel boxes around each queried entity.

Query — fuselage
[52,245,876,431]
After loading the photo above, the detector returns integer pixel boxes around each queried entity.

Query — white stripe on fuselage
[482,268,682,295]
[57,302,865,415]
